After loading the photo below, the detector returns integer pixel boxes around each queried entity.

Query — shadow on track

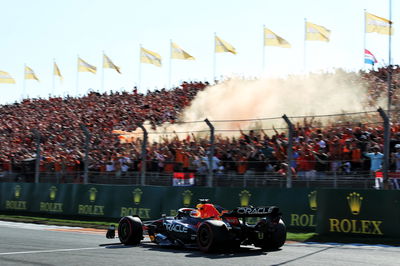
[270,246,334,266]
[100,241,282,259]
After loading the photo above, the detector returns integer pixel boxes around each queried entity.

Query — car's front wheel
[118,216,143,245]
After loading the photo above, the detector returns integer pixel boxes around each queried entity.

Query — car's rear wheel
[255,219,286,250]
[197,221,229,252]
[118,216,143,245]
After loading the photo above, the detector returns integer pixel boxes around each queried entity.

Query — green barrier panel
[32,183,73,215]
[316,189,400,237]
[0,183,35,212]
[0,183,317,232]
[72,184,117,217]
[107,186,166,220]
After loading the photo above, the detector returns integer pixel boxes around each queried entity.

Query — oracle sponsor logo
[237,207,269,215]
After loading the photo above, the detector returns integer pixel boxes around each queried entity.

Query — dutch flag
[364,49,378,65]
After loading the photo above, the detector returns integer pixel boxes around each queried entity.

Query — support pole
[76,55,79,96]
[101,51,105,93]
[138,45,142,90]
[377,107,390,189]
[204,118,215,187]
[303,18,307,72]
[262,25,265,72]
[363,9,367,69]
[80,124,91,184]
[32,129,41,183]
[138,124,148,186]
[282,114,293,188]
[213,33,216,82]
[168,39,172,89]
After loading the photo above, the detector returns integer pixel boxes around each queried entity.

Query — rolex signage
[133,188,143,205]
[182,190,193,207]
[286,190,317,229]
[308,191,317,211]
[239,190,251,207]
[119,187,160,220]
[316,189,400,237]
[39,185,63,213]
[77,186,105,216]
[5,184,28,211]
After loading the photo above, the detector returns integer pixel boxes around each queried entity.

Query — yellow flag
[171,42,195,60]
[306,22,331,42]
[0,70,16,84]
[215,36,237,54]
[264,28,291,48]
[140,47,162,67]
[365,12,394,35]
[25,66,39,81]
[78,57,97,74]
[53,62,63,80]
[103,54,121,74]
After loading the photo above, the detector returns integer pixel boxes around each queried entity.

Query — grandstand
[1,66,400,189]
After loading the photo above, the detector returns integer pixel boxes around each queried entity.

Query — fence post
[377,107,390,189]
[80,124,91,184]
[282,115,293,189]
[32,129,41,183]
[204,118,215,187]
[137,124,148,186]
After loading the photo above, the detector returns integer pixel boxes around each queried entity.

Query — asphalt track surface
[0,221,399,266]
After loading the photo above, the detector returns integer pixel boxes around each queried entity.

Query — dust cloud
[127,72,372,142]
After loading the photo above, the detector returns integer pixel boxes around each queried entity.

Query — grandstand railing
[0,170,378,189]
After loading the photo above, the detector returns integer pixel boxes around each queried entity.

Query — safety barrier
[316,189,400,237]
[0,182,317,231]
[1,183,399,236]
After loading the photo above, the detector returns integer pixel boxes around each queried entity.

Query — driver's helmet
[195,203,221,219]
[189,209,201,218]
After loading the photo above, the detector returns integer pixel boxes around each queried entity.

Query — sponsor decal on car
[165,223,188,233]
[237,207,269,215]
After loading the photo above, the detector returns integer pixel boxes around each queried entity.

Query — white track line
[0,247,104,256]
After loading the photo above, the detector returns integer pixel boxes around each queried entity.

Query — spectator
[364,146,384,189]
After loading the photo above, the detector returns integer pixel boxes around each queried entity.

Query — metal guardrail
[0,170,376,189]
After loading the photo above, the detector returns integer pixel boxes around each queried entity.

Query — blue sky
[0,0,397,104]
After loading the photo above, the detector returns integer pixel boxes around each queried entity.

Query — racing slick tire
[255,219,286,250]
[196,221,231,252]
[118,216,143,245]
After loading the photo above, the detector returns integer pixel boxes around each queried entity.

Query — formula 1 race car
[106,199,286,252]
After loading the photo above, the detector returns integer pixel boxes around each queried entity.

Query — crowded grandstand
[1,66,400,188]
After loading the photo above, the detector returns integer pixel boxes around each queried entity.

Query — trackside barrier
[10,183,400,234]
[316,189,400,237]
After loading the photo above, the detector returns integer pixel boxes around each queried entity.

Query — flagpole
[23,64,26,99]
[138,44,142,90]
[388,0,392,113]
[168,39,172,89]
[213,32,216,83]
[52,59,55,96]
[262,25,265,73]
[303,18,307,72]
[76,55,79,96]
[101,51,105,93]
[363,9,367,69]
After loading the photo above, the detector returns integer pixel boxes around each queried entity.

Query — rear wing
[222,206,281,218]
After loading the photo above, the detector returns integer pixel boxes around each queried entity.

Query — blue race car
[106,199,286,252]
